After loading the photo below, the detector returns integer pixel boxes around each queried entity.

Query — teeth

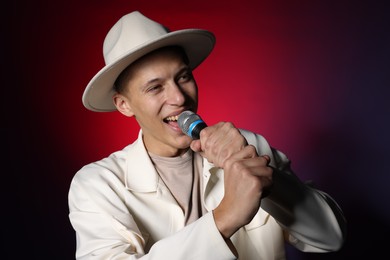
[165,115,178,122]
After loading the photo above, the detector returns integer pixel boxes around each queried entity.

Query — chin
[175,135,192,148]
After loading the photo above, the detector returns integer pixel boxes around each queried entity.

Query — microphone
[178,111,207,140]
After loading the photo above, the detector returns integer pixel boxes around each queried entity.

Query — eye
[146,85,162,93]
[178,71,193,83]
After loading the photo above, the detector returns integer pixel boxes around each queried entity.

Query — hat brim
[82,29,215,112]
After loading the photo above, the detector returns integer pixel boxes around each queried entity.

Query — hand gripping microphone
[178,111,207,140]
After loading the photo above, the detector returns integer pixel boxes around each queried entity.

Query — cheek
[135,97,163,118]
[186,83,198,100]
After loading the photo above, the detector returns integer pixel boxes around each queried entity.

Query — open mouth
[163,115,179,123]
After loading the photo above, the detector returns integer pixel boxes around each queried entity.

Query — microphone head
[178,111,207,139]
[178,111,200,133]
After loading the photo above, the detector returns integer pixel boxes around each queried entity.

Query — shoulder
[68,143,139,213]
[239,129,271,151]
[239,128,290,168]
[70,143,134,191]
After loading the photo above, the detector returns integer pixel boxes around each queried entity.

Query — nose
[166,82,186,106]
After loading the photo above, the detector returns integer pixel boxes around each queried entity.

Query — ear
[113,93,134,117]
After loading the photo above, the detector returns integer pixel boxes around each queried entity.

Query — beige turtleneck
[149,149,206,225]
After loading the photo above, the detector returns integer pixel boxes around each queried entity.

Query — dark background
[2,1,389,259]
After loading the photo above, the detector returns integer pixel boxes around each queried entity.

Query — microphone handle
[187,120,207,139]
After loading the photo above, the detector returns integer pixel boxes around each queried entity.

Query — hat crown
[103,11,169,65]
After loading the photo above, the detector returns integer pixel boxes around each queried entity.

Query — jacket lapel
[125,132,159,192]
[202,160,225,212]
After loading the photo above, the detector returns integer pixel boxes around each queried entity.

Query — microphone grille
[178,111,202,133]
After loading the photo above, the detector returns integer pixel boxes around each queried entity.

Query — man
[69,11,346,259]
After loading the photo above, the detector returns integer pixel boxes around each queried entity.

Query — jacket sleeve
[68,167,236,260]
[240,129,347,252]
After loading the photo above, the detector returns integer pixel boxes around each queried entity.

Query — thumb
[190,140,202,153]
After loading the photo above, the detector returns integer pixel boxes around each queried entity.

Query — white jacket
[68,129,346,259]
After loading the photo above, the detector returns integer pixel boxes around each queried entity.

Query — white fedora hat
[82,11,216,112]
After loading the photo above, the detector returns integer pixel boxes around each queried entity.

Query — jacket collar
[125,130,159,192]
[124,130,225,210]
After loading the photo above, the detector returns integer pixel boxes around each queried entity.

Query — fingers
[198,122,247,167]
[190,140,202,152]
[226,156,273,179]
[196,122,271,175]
[261,154,270,164]
[200,122,247,151]
[224,147,273,197]
[215,151,274,237]
[223,145,263,165]
[221,144,249,160]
